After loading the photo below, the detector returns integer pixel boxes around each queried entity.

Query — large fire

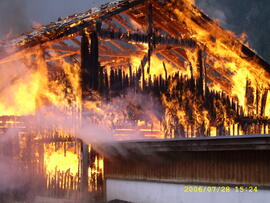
[0,0,270,196]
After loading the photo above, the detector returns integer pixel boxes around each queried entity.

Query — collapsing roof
[1,0,270,137]
[0,0,269,91]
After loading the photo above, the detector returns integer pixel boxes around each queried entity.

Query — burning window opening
[0,0,270,202]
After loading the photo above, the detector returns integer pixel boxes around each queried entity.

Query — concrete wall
[106,179,270,203]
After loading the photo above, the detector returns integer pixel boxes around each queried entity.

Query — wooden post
[81,141,89,201]
[81,29,92,96]
[163,62,168,81]
[197,49,205,98]
[261,89,268,116]
[147,2,154,74]
[89,29,100,91]
[81,23,100,94]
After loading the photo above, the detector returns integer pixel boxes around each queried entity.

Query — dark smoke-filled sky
[0,0,269,61]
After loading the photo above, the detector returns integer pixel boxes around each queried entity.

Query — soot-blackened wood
[256,88,260,116]
[98,29,196,48]
[245,79,255,116]
[90,31,99,91]
[81,27,100,94]
[261,89,268,116]
[81,32,91,97]
[198,49,205,98]
[141,55,147,90]
[147,3,154,74]
[98,66,104,94]
[163,62,168,80]
[81,142,89,198]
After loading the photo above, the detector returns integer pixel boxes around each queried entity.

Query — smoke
[0,0,111,39]
[27,90,163,144]
[0,0,30,39]
[0,157,30,190]
[196,0,228,28]
[0,90,164,198]
[0,128,32,201]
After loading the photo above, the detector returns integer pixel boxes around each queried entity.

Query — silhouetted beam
[160,50,185,69]
[99,29,197,48]
[147,3,154,74]
[48,43,78,52]
[81,141,89,197]
[80,30,100,92]
[101,50,145,57]
[90,31,100,91]
[70,38,81,47]
[112,15,134,32]
[45,52,79,62]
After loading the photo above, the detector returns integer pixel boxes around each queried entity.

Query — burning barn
[0,0,270,202]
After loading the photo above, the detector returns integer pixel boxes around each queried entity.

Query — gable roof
[0,0,269,94]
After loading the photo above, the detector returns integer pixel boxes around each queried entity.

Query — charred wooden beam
[70,38,82,47]
[45,52,79,62]
[89,29,100,91]
[81,24,100,94]
[163,62,168,80]
[147,2,154,74]
[81,30,92,96]
[141,54,147,89]
[197,49,206,97]
[81,142,89,200]
[261,90,268,116]
[112,15,135,32]
[98,29,196,48]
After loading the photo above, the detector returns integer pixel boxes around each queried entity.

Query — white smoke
[196,0,229,28]
[0,157,30,191]
[0,0,111,39]
[27,90,162,144]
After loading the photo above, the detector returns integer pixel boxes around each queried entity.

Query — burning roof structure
[1,0,270,137]
[0,0,270,201]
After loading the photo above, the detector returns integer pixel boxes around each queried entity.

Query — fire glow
[0,0,270,197]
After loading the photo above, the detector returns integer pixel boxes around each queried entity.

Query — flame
[0,48,81,117]
[172,1,270,116]
[44,143,79,175]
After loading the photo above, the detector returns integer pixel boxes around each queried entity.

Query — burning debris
[0,0,270,201]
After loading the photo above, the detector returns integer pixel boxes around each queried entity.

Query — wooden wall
[105,150,270,187]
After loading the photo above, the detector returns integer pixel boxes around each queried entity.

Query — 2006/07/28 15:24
[184,186,258,193]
